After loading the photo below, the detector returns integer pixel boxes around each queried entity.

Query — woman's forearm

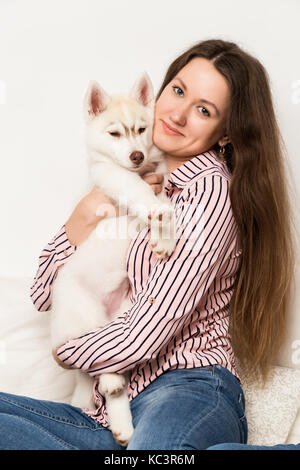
[65,221,97,247]
[64,186,117,246]
[65,170,164,247]
[64,211,100,246]
[30,170,164,312]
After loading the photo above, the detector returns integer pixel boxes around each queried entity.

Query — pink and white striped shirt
[30,150,242,427]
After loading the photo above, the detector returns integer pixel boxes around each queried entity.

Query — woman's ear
[218,135,231,147]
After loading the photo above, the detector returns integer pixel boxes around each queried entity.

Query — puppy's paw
[111,423,134,447]
[148,204,174,227]
[148,205,176,259]
[99,373,126,397]
[150,237,176,259]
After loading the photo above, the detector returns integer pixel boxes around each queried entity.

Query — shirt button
[148,297,156,304]
[63,249,68,256]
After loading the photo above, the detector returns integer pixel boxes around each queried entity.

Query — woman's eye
[197,106,210,117]
[138,127,146,134]
[109,131,121,137]
[172,86,184,96]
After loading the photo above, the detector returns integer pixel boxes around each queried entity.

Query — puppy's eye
[138,128,146,134]
[109,132,121,138]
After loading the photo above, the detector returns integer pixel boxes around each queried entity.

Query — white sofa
[0,266,300,447]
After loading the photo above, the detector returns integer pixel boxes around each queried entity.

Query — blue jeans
[208,443,300,450]
[0,365,247,450]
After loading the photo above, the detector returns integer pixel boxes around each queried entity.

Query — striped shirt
[30,149,242,427]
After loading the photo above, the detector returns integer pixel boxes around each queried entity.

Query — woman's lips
[161,120,183,136]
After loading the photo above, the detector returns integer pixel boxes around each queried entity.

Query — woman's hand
[141,169,164,195]
[65,164,165,246]
[52,348,73,369]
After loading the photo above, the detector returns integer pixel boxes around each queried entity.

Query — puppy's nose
[129,151,144,165]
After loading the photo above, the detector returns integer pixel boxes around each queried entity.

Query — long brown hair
[156,39,297,383]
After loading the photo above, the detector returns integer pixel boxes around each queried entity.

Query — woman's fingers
[52,349,73,369]
[142,173,164,185]
[142,173,164,195]
[151,184,163,194]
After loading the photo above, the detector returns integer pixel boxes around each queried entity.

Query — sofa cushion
[240,366,300,445]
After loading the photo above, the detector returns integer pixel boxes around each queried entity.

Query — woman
[0,39,295,450]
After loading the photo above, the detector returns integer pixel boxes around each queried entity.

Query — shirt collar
[167,149,228,189]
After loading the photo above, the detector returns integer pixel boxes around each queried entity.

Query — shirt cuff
[54,224,77,264]
[56,340,77,367]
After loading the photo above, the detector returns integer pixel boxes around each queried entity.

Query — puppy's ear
[83,81,110,121]
[129,72,154,107]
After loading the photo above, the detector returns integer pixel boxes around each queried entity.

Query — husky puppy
[50,73,176,446]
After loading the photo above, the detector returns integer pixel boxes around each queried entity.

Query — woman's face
[153,57,231,165]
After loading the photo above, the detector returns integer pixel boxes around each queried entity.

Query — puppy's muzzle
[130,151,144,166]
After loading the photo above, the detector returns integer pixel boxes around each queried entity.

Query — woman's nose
[169,108,187,127]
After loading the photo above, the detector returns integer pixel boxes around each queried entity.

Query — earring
[219,146,226,155]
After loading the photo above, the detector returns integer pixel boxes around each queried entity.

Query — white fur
[50,72,176,446]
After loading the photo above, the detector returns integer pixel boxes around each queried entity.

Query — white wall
[0,0,299,278]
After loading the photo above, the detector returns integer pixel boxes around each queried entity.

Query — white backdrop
[0,0,299,279]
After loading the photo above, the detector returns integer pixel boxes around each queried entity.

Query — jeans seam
[215,375,247,444]
[217,385,246,444]
[177,375,247,448]
[0,395,96,429]
[177,377,221,449]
